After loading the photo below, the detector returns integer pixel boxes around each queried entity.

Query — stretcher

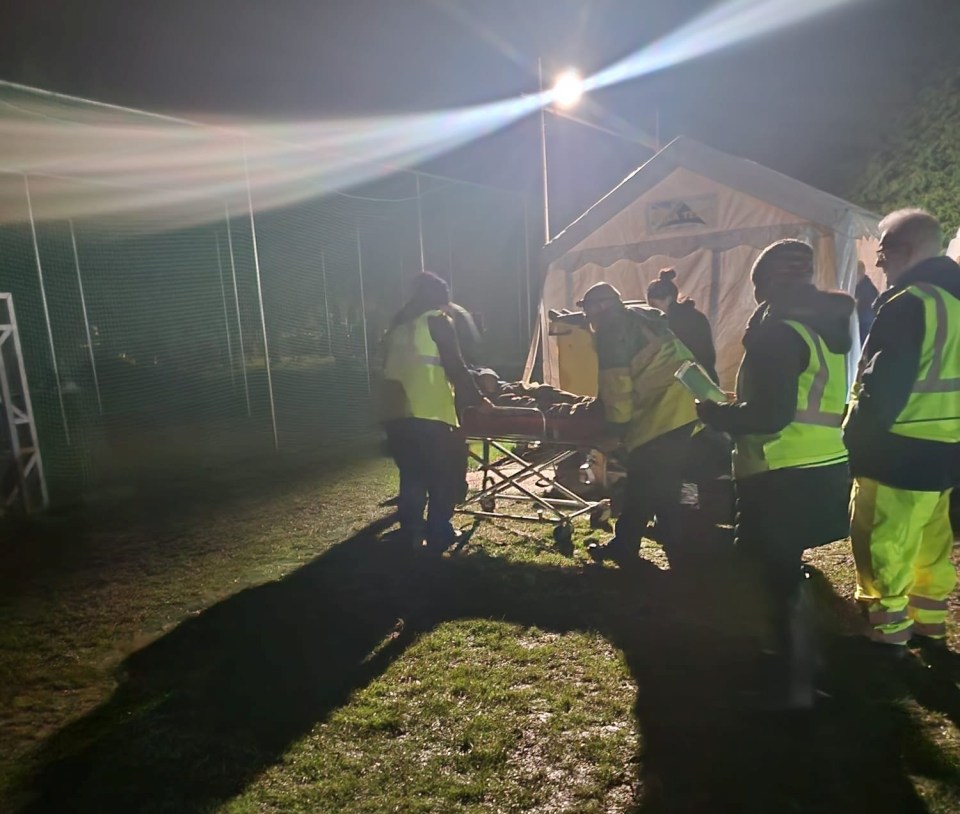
[457,406,611,547]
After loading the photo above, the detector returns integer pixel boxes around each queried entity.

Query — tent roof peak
[543,136,879,263]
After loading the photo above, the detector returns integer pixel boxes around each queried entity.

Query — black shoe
[422,531,465,556]
[852,636,910,662]
[381,528,423,547]
[586,540,635,567]
[911,636,960,677]
[909,634,949,651]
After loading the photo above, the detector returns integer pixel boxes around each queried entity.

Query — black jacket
[844,255,960,491]
[668,299,718,384]
[855,275,879,344]
[700,284,854,438]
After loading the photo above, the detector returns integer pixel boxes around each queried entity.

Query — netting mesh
[0,83,532,505]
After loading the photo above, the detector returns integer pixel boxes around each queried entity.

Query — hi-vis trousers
[851,477,956,645]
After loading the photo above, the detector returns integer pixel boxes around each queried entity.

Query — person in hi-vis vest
[381,272,488,553]
[577,282,701,566]
[697,240,853,709]
[845,209,960,661]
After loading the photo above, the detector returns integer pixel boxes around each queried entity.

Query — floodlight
[552,70,583,110]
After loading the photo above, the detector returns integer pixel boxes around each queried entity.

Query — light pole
[538,60,584,244]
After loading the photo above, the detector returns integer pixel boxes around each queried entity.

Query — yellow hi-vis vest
[734,320,848,479]
[382,310,459,427]
[596,308,698,452]
[889,284,960,442]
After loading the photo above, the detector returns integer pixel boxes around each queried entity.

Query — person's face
[753,276,774,305]
[876,229,913,285]
[648,296,670,313]
[582,298,619,332]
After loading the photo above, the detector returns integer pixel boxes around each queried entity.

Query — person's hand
[695,398,722,425]
[595,436,621,453]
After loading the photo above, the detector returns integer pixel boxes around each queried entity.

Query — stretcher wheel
[480,496,496,513]
[553,521,574,555]
[589,501,612,530]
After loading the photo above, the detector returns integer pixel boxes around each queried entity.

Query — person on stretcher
[471,367,598,418]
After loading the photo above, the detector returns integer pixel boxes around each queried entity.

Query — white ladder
[0,293,49,513]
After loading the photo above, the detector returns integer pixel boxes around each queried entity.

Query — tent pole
[68,220,103,415]
[522,310,541,384]
[447,211,454,298]
[523,198,533,346]
[24,174,70,444]
[416,174,426,274]
[708,250,721,324]
[225,203,251,417]
[538,57,551,245]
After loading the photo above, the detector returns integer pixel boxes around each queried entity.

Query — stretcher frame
[457,432,606,539]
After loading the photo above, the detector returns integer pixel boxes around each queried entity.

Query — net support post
[213,230,237,392]
[68,220,103,415]
[23,174,70,444]
[224,203,252,417]
[356,228,371,395]
[242,145,279,451]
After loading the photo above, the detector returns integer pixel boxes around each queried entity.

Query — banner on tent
[646,194,717,233]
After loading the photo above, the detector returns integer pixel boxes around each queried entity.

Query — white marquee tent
[534,137,883,390]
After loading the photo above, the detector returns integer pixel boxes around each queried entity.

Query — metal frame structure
[0,293,49,513]
[458,435,607,547]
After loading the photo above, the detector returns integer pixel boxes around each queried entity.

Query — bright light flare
[0,90,542,228]
[0,0,865,229]
[585,0,863,94]
[551,70,583,110]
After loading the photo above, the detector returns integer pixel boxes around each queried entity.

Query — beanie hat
[576,282,623,309]
[750,240,814,285]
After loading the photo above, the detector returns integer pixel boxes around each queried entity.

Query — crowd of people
[378,206,960,710]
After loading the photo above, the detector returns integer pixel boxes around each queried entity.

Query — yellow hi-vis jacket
[887,284,960,442]
[734,319,848,479]
[382,310,459,428]
[596,306,698,452]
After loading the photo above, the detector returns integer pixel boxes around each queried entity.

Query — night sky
[3,0,959,231]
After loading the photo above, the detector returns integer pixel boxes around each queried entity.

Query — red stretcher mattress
[461,406,606,444]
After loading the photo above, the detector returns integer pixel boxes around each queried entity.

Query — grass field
[3,451,960,813]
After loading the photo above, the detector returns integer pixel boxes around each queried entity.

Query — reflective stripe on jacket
[888,284,960,442]
[383,310,459,427]
[734,319,848,478]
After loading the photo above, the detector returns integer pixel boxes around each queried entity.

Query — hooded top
[699,283,854,439]
[844,255,960,490]
[666,298,718,384]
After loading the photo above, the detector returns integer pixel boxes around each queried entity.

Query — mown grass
[2,451,960,813]
[224,621,636,814]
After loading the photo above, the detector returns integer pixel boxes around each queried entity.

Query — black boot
[755,579,818,711]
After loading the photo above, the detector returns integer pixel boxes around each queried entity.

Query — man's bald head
[877,208,943,284]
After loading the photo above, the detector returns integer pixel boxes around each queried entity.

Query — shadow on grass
[10,519,960,813]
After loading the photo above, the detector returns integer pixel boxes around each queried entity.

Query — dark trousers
[735,463,851,695]
[385,418,468,548]
[736,463,850,600]
[613,423,696,553]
